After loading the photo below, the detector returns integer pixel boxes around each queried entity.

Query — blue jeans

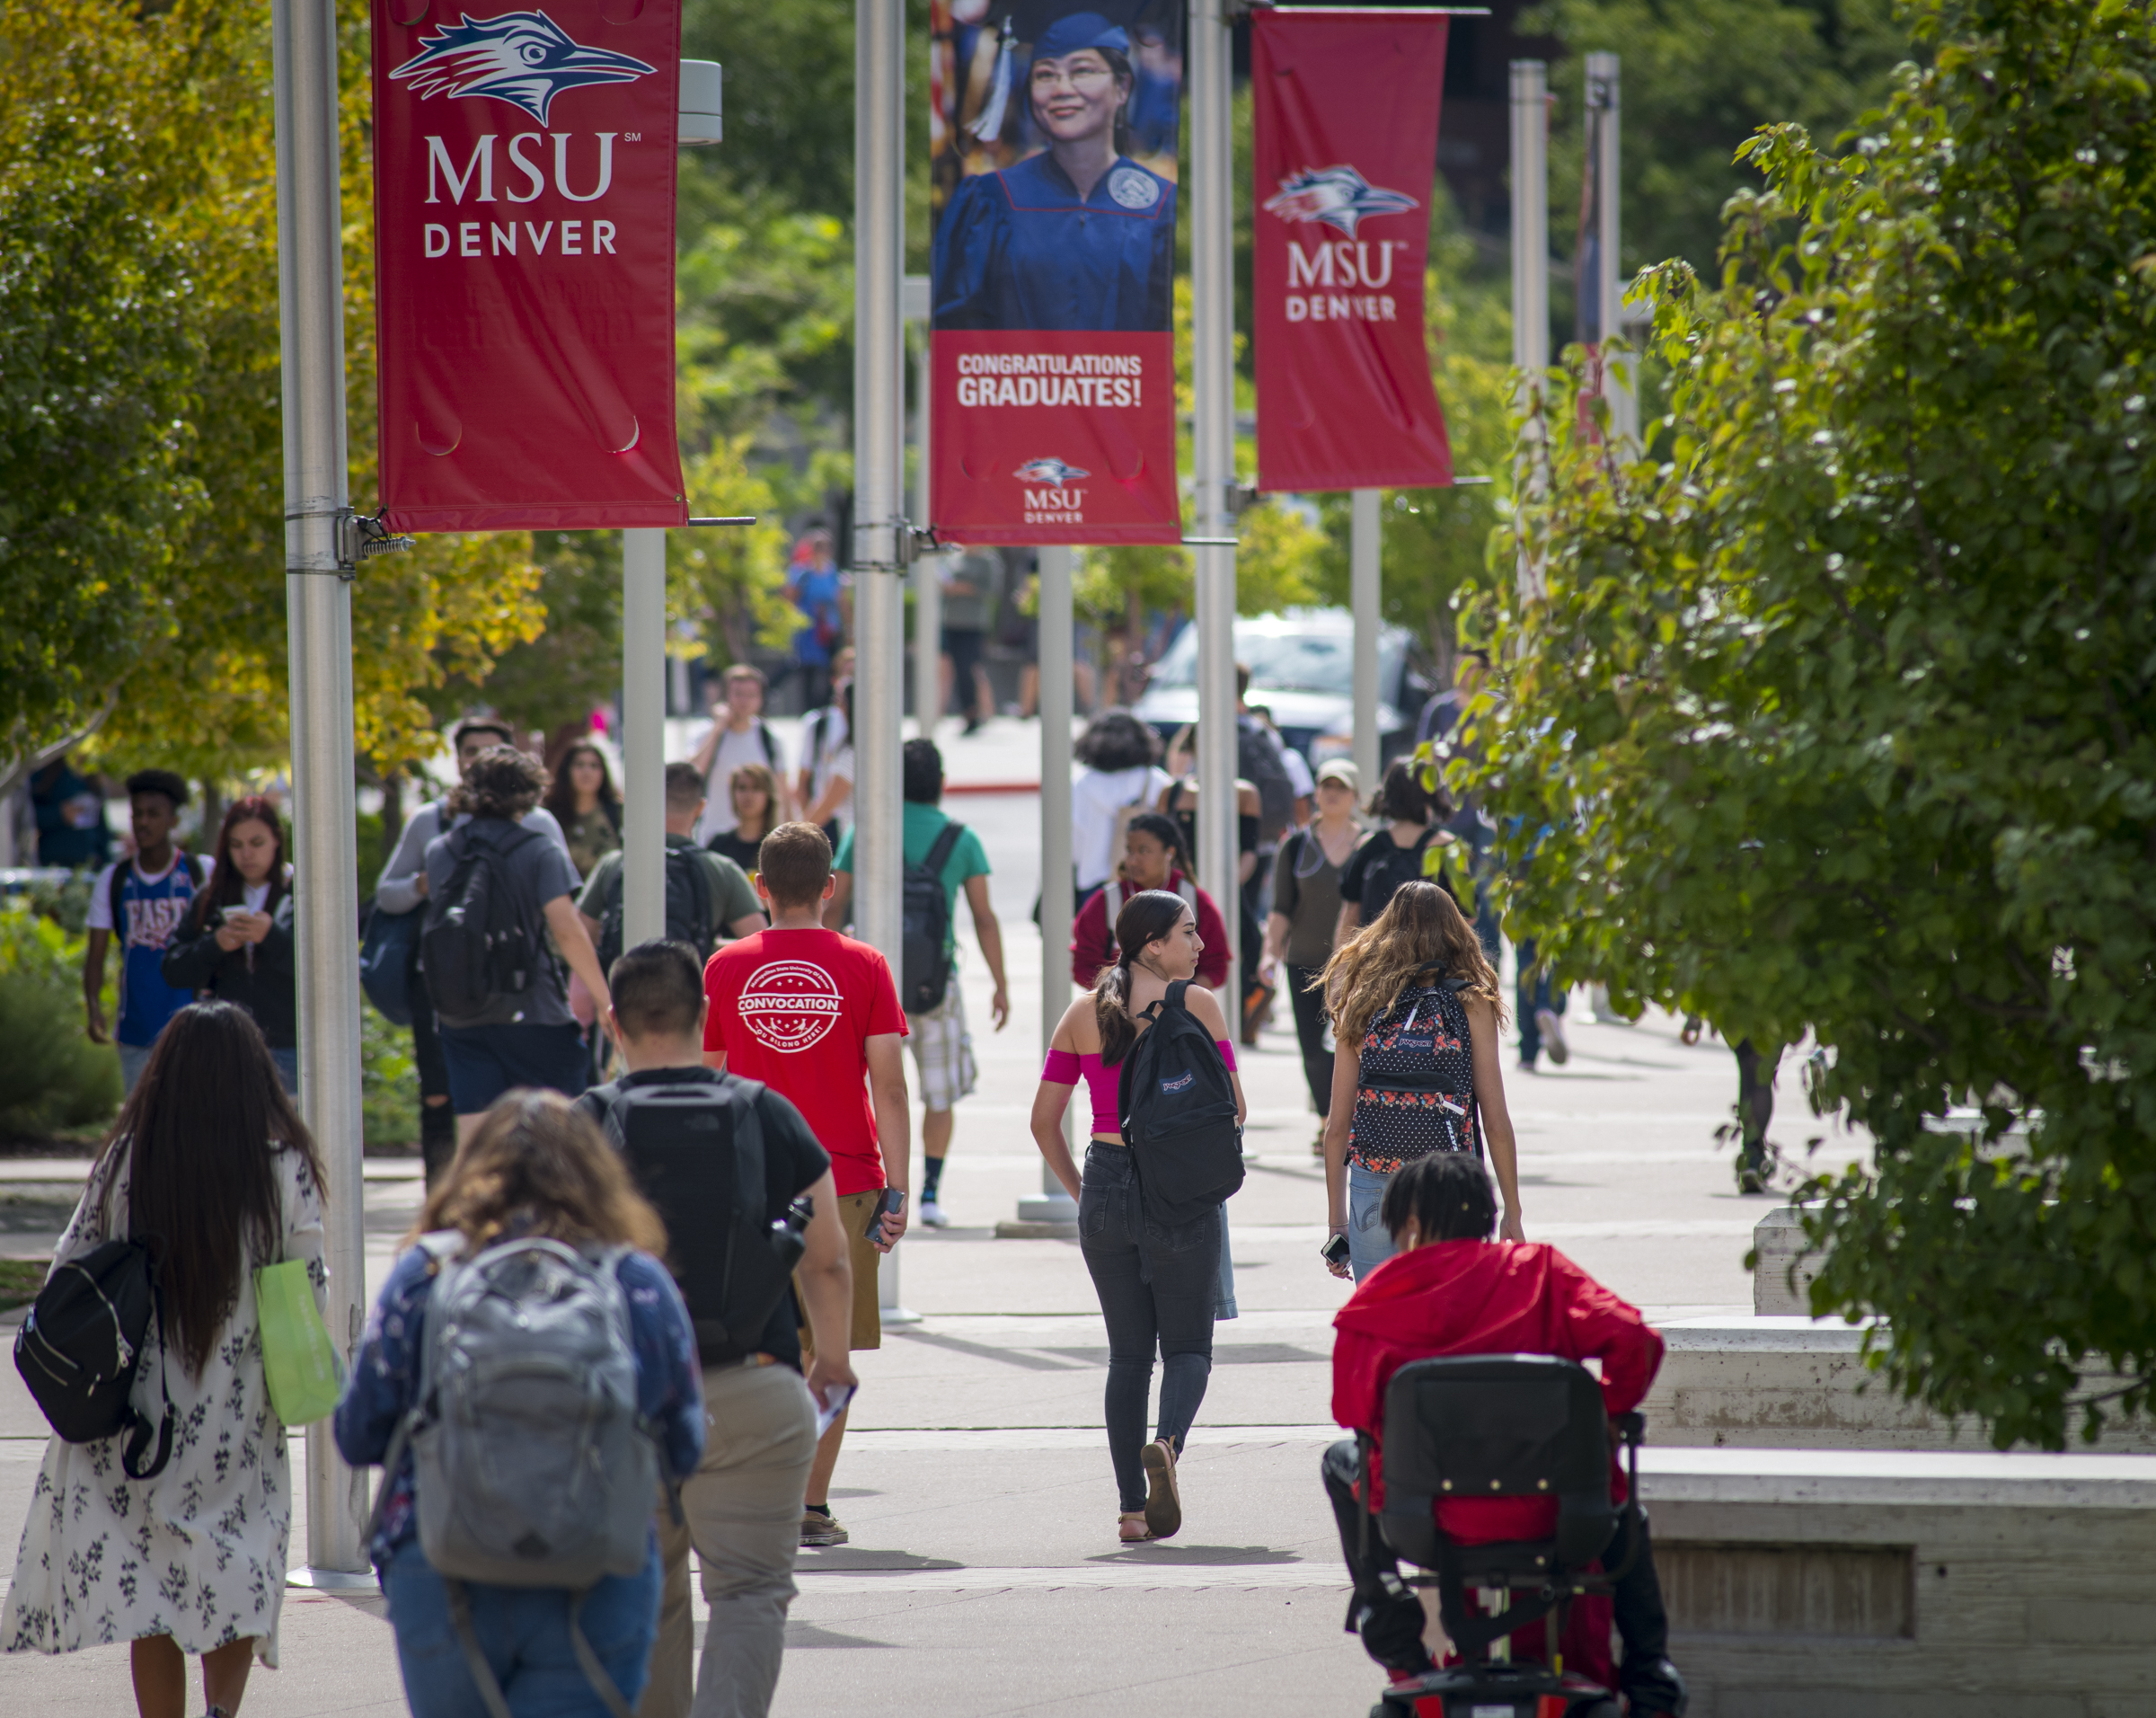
[1078,1142,1219,1511]
[383,1535,662,1717]
[1515,937,1568,1065]
[1347,1161,1395,1281]
[270,1045,299,1095]
[118,1041,154,1095]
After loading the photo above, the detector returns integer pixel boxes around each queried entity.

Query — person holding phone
[162,796,298,1093]
[1319,881,1525,1282]
[702,822,911,1549]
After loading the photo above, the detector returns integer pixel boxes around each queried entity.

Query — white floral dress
[3,1141,325,1667]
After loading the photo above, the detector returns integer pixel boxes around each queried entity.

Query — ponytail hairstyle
[1123,810,1193,883]
[1092,888,1194,1066]
[1318,879,1506,1048]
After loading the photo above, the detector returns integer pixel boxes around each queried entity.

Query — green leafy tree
[1465,0,2156,1448]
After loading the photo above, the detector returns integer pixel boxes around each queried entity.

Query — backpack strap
[107,861,128,934]
[756,721,780,773]
[922,819,967,882]
[1163,978,1194,1013]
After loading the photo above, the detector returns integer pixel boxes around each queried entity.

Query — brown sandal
[1118,1510,1153,1543]
[1142,1438,1183,1539]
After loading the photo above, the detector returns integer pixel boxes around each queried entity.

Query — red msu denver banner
[1250,8,1453,493]
[371,2,685,530]
[927,4,1182,545]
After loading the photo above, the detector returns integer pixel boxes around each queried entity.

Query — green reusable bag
[256,1258,341,1426]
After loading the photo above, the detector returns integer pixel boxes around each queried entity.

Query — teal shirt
[834,802,990,952]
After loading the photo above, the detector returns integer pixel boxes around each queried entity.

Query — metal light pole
[1018,544,1079,1231]
[1510,58,1550,606]
[1584,52,1633,446]
[621,528,667,947]
[1190,0,1239,1017]
[272,0,367,1586]
[853,4,909,1315]
[903,274,941,736]
[1350,491,1382,786]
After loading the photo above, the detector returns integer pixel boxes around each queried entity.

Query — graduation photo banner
[1250,8,1454,493]
[370,0,685,531]
[928,2,1183,545]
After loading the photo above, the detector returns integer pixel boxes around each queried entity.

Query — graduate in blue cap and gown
[933,11,1177,332]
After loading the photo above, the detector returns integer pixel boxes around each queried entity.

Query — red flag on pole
[1251,9,1453,493]
[370,1,685,531]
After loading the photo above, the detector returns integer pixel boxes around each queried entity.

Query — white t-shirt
[819,744,856,840]
[695,722,787,843]
[1072,765,1173,891]
[1279,744,1315,798]
[801,704,851,819]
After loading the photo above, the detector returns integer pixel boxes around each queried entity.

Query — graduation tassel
[968,15,1015,142]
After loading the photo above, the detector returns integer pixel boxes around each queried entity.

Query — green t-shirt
[577,834,762,935]
[833,802,990,952]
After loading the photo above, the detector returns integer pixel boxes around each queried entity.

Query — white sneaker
[919,1199,950,1228]
[1535,1008,1569,1066]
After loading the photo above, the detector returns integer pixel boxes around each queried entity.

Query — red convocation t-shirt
[703,927,907,1196]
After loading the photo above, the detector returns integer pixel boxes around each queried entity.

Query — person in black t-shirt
[1336,760,1459,943]
[580,942,854,1718]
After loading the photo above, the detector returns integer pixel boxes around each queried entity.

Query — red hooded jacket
[1070,871,1232,990]
[1331,1239,1664,1545]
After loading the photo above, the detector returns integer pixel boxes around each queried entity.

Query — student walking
[690,666,791,846]
[1071,711,1172,914]
[82,769,207,1094]
[542,741,624,881]
[1335,761,1458,943]
[579,763,765,969]
[334,1092,703,1718]
[4,1002,328,1714]
[800,685,856,846]
[162,797,298,1094]
[421,747,615,1140]
[1070,813,1231,991]
[376,717,578,1176]
[708,761,782,874]
[794,644,854,849]
[578,942,857,1718]
[1320,881,1525,1281]
[1031,890,1245,1544]
[828,740,1010,1227]
[1259,760,1360,1151]
[702,823,910,1548]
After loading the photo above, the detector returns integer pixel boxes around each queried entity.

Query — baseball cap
[1316,759,1359,789]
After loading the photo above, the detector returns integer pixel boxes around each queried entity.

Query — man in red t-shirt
[704,821,912,1548]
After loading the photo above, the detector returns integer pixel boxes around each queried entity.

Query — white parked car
[1131,608,1432,765]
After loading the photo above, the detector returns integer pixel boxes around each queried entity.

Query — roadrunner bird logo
[1262,166,1418,239]
[1014,458,1091,484]
[390,10,657,127]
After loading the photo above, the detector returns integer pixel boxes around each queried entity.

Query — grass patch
[0,1257,49,1313]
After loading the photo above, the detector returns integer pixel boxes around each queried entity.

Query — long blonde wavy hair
[1318,880,1507,1048]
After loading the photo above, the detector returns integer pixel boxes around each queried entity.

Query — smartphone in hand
[864,1188,907,1239]
[1321,1233,1351,1269]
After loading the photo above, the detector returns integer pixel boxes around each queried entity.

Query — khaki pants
[640,1359,818,1718]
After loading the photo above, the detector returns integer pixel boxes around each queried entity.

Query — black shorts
[942,625,986,687]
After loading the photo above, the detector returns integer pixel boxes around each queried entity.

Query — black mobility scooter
[1362,1353,1647,1718]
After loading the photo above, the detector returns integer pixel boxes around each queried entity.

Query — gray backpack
[373,1233,659,1718]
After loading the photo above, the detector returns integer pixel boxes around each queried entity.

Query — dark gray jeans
[1078,1142,1220,1512]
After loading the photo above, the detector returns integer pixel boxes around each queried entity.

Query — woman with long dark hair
[1068,811,1231,989]
[4,1004,329,1715]
[1319,881,1524,1281]
[163,797,299,1093]
[1335,760,1458,943]
[1031,889,1246,1544]
[335,1091,702,1717]
[541,741,623,881]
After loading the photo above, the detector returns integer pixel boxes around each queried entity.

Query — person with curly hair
[1319,880,1525,1281]
[421,747,614,1142]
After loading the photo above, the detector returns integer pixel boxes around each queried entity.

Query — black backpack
[420,822,545,1025]
[1116,979,1245,1226]
[1356,828,1454,921]
[596,846,719,972]
[579,1071,808,1368]
[1237,716,1298,841]
[13,1238,175,1480]
[900,820,968,1014]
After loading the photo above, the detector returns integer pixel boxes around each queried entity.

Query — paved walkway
[0,783,1837,1714]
